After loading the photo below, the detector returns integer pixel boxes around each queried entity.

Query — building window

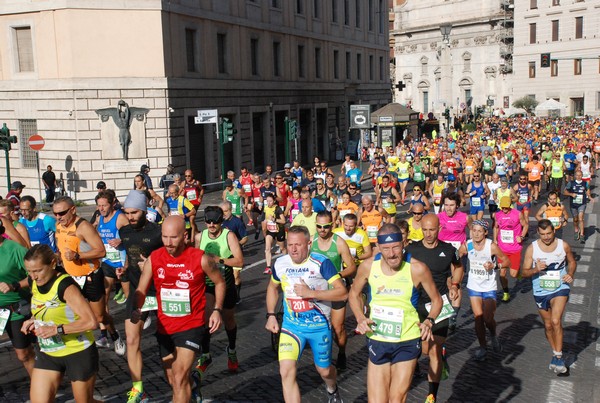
[334,50,340,79]
[378,0,384,34]
[271,0,280,7]
[368,0,374,31]
[185,29,197,73]
[597,92,600,109]
[344,0,350,25]
[296,0,304,14]
[332,0,338,22]
[529,23,536,44]
[14,27,34,72]
[273,41,281,77]
[551,20,559,42]
[369,55,374,80]
[379,56,384,81]
[529,61,536,78]
[346,51,351,79]
[355,0,361,28]
[574,59,582,75]
[575,17,583,39]
[552,0,559,5]
[423,91,429,114]
[357,53,362,80]
[217,33,227,74]
[551,59,558,76]
[313,0,320,18]
[250,38,259,76]
[421,57,428,75]
[462,52,472,72]
[530,0,537,8]
[19,119,38,168]
[298,45,305,78]
[315,47,321,78]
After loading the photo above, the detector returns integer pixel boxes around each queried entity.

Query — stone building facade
[0,0,390,200]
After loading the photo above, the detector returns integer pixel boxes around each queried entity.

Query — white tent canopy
[496,107,527,117]
[535,99,567,117]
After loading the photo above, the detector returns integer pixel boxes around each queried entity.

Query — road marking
[579,255,591,262]
[243,254,283,271]
[568,294,584,304]
[547,379,574,402]
[577,264,588,273]
[573,279,586,287]
[596,357,600,368]
[564,311,582,323]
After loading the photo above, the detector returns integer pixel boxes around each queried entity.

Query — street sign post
[28,134,45,204]
[350,105,371,129]
[194,109,218,124]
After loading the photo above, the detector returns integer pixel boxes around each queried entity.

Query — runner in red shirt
[239,167,254,224]
[180,169,204,241]
[132,216,225,403]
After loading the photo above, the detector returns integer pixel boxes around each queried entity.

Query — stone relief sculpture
[95,100,149,160]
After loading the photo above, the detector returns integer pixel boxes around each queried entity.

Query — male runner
[521,219,576,374]
[19,195,56,250]
[220,200,248,303]
[265,226,347,403]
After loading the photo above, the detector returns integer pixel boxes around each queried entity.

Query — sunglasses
[413,188,421,191]
[349,187,357,190]
[185,175,192,177]
[412,212,424,215]
[316,223,333,229]
[205,219,222,225]
[54,207,72,217]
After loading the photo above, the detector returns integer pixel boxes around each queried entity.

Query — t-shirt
[0,239,29,320]
[291,213,318,237]
[151,246,207,334]
[222,216,247,241]
[119,221,163,289]
[406,241,459,306]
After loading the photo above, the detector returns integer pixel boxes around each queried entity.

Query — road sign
[195,109,218,124]
[350,105,371,129]
[28,134,45,151]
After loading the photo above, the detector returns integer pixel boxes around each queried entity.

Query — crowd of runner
[0,115,597,402]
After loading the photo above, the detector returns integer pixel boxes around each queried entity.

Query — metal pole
[4,149,10,192]
[294,137,298,162]
[217,120,225,186]
[36,152,43,205]
[284,117,290,164]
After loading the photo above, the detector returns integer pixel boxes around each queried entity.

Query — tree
[512,96,539,114]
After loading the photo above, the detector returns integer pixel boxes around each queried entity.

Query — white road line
[547,379,574,402]
[596,357,600,368]
[243,253,283,271]
[573,279,587,287]
[568,294,584,304]
[564,311,582,323]
[577,264,589,273]
[579,255,591,262]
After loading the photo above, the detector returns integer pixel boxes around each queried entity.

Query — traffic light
[287,119,298,140]
[444,108,450,119]
[0,123,17,151]
[220,118,236,144]
[541,53,551,68]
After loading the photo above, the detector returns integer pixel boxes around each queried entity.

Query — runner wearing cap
[6,181,25,211]
[493,196,528,302]
[458,220,510,361]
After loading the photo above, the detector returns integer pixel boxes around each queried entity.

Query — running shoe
[115,289,127,305]
[574,231,580,240]
[247,219,254,227]
[327,386,343,403]
[491,336,503,353]
[474,347,487,361]
[143,315,152,330]
[425,394,436,403]
[549,356,558,371]
[263,266,272,275]
[226,346,239,373]
[441,361,450,381]
[554,356,567,374]
[96,336,112,349]
[126,387,148,403]
[336,352,347,370]
[501,292,510,302]
[113,288,124,302]
[114,336,127,356]
[194,353,213,381]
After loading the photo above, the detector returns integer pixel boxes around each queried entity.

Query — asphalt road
[1,170,599,402]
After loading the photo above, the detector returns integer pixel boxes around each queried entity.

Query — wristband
[266,312,276,319]
[451,282,461,289]
[214,308,223,314]
[74,252,81,261]
[11,282,21,292]
[426,317,436,326]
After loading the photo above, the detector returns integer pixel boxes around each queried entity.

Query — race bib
[30,241,40,246]
[469,260,489,279]
[0,309,10,336]
[339,209,351,219]
[382,200,391,209]
[466,165,473,172]
[266,220,278,232]
[574,194,583,204]
[350,174,358,182]
[147,210,158,222]
[291,209,300,220]
[549,217,560,228]
[366,226,378,239]
[532,168,539,175]
[36,321,66,353]
[521,161,527,168]
[539,270,561,290]
[243,184,252,193]
[425,294,455,322]
[500,229,514,244]
[414,172,424,182]
[285,286,314,312]
[73,276,86,289]
[552,166,561,174]
[448,241,461,250]
[104,244,121,263]
[519,194,528,203]
[370,305,404,341]
[349,247,357,257]
[169,210,181,216]
[141,296,158,312]
[484,162,491,170]
[471,197,481,207]
[160,288,191,317]
[434,194,442,204]
[186,189,197,201]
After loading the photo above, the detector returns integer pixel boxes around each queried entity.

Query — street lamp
[440,24,452,46]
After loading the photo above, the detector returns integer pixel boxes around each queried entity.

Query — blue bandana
[377,232,403,244]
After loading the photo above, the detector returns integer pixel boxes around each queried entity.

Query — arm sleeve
[57,276,80,303]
